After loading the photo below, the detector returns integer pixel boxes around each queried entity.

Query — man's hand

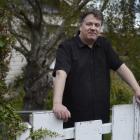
[135,88,140,104]
[53,103,71,122]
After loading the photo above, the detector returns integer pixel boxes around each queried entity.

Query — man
[52,9,140,131]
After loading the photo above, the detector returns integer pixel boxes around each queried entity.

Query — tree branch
[8,18,30,54]
[6,0,33,28]
[16,37,30,53]
[6,1,25,21]
[19,10,34,28]
[46,22,65,50]
[8,19,30,42]
[27,0,43,28]
[13,33,30,42]
[11,44,28,58]
[27,0,37,11]
[72,0,82,10]
[34,0,43,28]
[101,0,110,12]
[78,0,91,11]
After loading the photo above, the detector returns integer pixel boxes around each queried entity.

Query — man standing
[52,9,140,131]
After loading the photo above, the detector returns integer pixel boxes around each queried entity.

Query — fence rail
[16,98,140,140]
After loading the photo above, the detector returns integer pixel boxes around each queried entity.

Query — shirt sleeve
[105,39,123,71]
[52,42,71,77]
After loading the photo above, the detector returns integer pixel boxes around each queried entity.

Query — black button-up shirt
[53,35,123,125]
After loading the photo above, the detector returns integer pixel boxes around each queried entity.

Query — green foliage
[0,0,7,7]
[0,39,5,47]
[110,72,133,106]
[59,1,81,37]
[43,0,60,9]
[45,88,53,110]
[0,101,27,139]
[9,75,25,110]
[0,39,10,80]
[107,32,140,81]
[105,0,140,105]
[27,128,63,140]
[0,6,26,139]
[0,78,25,139]
[0,79,26,139]
[0,7,14,80]
[104,134,111,140]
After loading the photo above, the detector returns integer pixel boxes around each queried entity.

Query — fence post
[30,111,64,140]
[133,97,140,140]
[112,104,134,140]
[75,120,103,140]
[16,122,32,140]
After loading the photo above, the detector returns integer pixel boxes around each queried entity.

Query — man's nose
[90,24,96,30]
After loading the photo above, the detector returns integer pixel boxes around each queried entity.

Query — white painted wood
[5,49,27,85]
[112,104,134,140]
[16,122,31,140]
[75,120,102,140]
[101,123,112,134]
[63,128,75,139]
[133,97,140,140]
[30,111,64,140]
[17,103,140,140]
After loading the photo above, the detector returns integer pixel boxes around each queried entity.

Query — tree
[2,0,97,110]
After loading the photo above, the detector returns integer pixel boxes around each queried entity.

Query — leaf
[0,40,5,48]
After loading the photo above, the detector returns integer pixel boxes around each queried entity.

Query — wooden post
[133,97,140,140]
[112,104,134,140]
[30,111,64,140]
[75,120,102,140]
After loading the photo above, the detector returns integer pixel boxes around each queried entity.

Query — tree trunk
[23,60,51,110]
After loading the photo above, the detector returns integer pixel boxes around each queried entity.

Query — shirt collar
[75,35,101,48]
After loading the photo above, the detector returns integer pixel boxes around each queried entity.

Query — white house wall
[5,49,27,85]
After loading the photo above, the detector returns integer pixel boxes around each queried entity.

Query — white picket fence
[16,99,140,140]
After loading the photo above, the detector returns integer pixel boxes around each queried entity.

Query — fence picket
[133,98,140,140]
[75,120,102,140]
[112,104,134,140]
[30,111,64,140]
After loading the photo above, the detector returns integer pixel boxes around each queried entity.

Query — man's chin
[88,37,97,42]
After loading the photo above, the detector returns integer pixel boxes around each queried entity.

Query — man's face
[79,14,102,44]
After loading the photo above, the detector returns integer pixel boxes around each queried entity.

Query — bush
[110,72,133,106]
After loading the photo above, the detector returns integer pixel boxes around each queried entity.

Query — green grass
[104,134,111,140]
